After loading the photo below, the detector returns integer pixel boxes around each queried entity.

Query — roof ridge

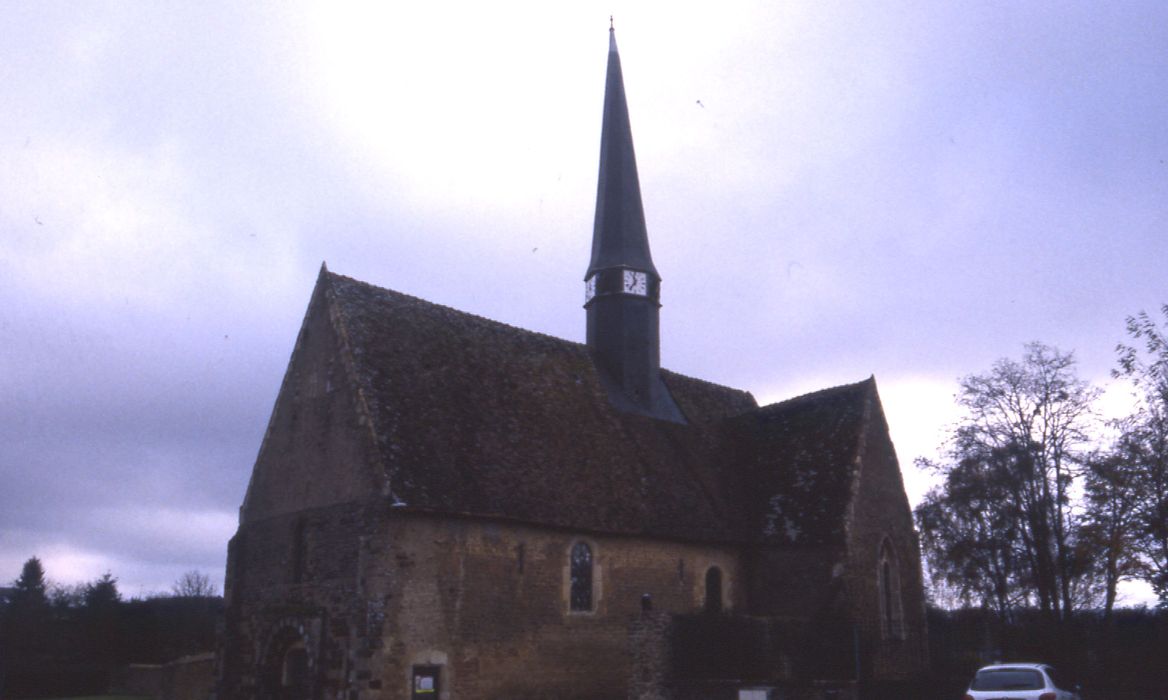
[757,376,874,414]
[660,367,753,399]
[325,270,756,402]
[319,271,392,498]
[840,378,877,544]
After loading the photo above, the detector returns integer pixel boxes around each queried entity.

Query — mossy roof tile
[320,271,875,545]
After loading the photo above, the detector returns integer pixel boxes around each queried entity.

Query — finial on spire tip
[609,15,614,31]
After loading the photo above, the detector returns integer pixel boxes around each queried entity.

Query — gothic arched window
[570,541,593,612]
[704,566,723,613]
[877,539,904,639]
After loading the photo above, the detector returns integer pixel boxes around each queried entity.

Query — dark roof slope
[319,270,876,545]
[324,271,755,541]
[722,380,875,546]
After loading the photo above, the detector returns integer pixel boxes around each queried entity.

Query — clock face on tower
[622,269,648,296]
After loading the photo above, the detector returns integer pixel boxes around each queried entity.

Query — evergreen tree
[83,571,121,609]
[11,557,49,606]
[80,572,123,669]
[2,557,53,694]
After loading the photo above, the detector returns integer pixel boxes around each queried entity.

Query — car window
[971,669,1044,691]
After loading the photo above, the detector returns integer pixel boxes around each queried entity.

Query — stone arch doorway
[260,622,317,700]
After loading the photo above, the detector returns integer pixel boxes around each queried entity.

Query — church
[215,27,927,700]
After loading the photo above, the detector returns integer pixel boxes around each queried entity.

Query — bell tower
[584,25,683,422]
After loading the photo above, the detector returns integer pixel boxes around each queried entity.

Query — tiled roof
[321,270,875,544]
[725,380,874,546]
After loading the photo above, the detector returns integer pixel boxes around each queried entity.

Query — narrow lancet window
[878,539,903,639]
[570,542,593,611]
[704,566,723,613]
[291,519,307,584]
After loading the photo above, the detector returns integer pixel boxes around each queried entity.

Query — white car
[963,663,1081,700]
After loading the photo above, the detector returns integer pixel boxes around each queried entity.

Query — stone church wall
[841,410,929,684]
[369,514,743,700]
[239,281,385,524]
[218,500,373,699]
[219,506,745,700]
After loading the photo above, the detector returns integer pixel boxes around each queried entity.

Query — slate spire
[585,26,658,279]
[583,25,682,422]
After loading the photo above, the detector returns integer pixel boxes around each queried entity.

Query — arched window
[877,539,903,639]
[570,541,593,611]
[704,566,723,613]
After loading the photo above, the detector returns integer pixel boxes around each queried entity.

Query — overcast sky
[2,2,1165,603]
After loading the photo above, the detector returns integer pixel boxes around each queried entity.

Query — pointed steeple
[583,25,682,423]
[586,25,658,280]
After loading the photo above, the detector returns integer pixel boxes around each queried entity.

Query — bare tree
[48,581,86,610]
[1081,433,1146,618]
[916,443,1034,617]
[1114,305,1168,604]
[915,343,1101,622]
[171,570,218,598]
